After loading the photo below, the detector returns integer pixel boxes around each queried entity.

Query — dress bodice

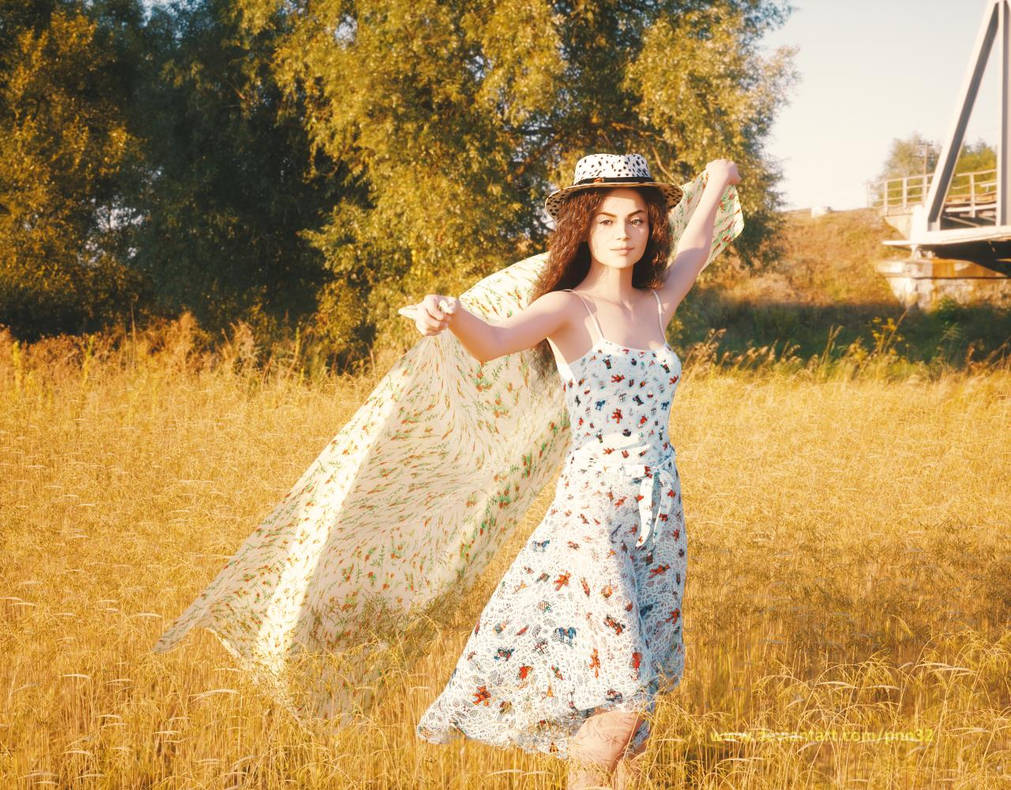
[546,288,682,468]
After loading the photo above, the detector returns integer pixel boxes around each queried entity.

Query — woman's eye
[597,217,645,225]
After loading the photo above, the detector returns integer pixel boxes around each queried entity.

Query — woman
[414,153,741,789]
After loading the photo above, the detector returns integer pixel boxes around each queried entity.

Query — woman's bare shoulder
[528,288,579,313]
[532,289,586,347]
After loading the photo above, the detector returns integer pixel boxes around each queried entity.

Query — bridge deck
[882,224,1011,247]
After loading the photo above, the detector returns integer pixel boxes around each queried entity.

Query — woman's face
[585,188,650,270]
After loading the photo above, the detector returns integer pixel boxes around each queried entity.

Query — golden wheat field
[1,319,1009,789]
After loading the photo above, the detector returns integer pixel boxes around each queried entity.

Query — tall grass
[1,309,1009,788]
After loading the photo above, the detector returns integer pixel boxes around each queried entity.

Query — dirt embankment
[711,207,909,305]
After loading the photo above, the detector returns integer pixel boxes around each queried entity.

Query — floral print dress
[416,288,686,760]
[150,171,742,739]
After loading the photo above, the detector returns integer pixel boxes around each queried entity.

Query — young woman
[413,152,741,789]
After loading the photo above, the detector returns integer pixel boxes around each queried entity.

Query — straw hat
[544,153,683,219]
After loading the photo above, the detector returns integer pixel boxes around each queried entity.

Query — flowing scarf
[152,170,745,730]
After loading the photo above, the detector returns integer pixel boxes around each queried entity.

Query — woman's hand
[705,158,741,187]
[415,294,460,336]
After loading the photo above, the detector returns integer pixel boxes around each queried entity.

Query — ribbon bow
[569,445,679,548]
[618,453,679,548]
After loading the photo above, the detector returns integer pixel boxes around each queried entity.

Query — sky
[760,0,1001,210]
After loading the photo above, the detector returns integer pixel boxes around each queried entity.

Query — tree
[0,0,146,338]
[234,0,799,358]
[876,131,940,182]
[119,0,346,340]
[954,137,996,175]
[876,132,996,181]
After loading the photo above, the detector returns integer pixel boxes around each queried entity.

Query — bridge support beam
[926,0,1007,231]
[875,258,1011,310]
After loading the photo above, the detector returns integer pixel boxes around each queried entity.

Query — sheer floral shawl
[152,171,745,728]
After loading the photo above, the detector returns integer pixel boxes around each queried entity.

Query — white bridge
[866,0,1011,309]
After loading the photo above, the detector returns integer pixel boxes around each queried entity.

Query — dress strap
[650,289,665,338]
[563,288,606,343]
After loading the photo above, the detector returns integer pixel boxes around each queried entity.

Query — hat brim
[544,181,684,220]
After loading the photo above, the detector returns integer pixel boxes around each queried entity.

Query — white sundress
[416,287,687,760]
[149,171,743,748]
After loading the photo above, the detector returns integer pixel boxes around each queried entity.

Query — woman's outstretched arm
[413,289,572,364]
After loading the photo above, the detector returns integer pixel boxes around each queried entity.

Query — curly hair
[527,186,673,378]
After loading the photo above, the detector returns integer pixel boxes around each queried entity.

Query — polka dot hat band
[544,153,684,220]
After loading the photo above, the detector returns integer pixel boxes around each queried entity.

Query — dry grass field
[1,298,1008,789]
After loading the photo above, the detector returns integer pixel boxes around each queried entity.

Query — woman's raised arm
[657,159,741,315]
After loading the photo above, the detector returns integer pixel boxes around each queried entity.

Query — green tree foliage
[877,132,939,182]
[235,0,799,354]
[954,138,996,175]
[0,0,146,338]
[121,0,346,340]
[0,0,797,363]
[877,132,996,181]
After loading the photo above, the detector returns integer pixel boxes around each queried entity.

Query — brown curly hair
[528,186,673,378]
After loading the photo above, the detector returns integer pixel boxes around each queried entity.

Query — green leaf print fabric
[152,170,744,730]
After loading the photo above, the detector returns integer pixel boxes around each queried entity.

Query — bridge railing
[866,167,997,210]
